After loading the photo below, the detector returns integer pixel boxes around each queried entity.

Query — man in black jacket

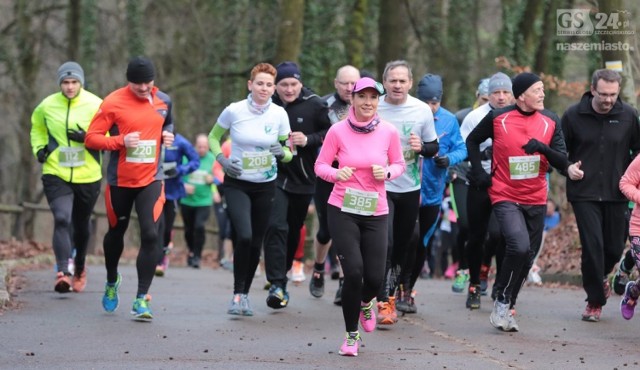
[263,61,331,309]
[562,68,640,322]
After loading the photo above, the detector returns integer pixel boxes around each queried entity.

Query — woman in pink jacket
[618,154,640,320]
[315,77,405,356]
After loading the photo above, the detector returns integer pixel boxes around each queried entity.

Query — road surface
[1,264,638,369]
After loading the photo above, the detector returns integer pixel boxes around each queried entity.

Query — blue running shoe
[240,294,253,316]
[228,294,242,315]
[131,295,153,321]
[102,273,122,313]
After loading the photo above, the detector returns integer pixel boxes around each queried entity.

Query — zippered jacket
[273,87,331,194]
[31,89,103,183]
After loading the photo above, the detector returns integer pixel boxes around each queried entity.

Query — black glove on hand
[36,148,48,163]
[269,143,285,160]
[481,145,493,161]
[67,127,86,143]
[468,169,492,189]
[434,155,450,168]
[522,139,547,155]
[217,153,242,178]
[163,167,179,179]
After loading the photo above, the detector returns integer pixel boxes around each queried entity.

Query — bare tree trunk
[377,0,407,78]
[274,0,305,64]
[598,0,636,108]
[346,0,367,68]
[126,0,145,57]
[80,0,98,90]
[422,0,446,75]
[67,0,81,60]
[534,0,559,74]
[516,0,544,68]
[447,0,475,110]
[14,0,42,240]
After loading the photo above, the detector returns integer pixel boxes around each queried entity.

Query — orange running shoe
[376,300,397,325]
[72,269,87,293]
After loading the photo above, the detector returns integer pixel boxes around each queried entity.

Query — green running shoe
[452,269,470,293]
[102,273,122,313]
[131,295,153,321]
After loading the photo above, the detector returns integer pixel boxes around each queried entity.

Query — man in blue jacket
[156,133,199,276]
[396,73,467,314]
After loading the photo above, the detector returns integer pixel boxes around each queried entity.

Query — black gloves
[522,139,548,155]
[269,144,285,160]
[468,169,492,189]
[163,167,179,179]
[36,148,48,164]
[67,126,86,143]
[481,145,493,161]
[216,153,242,178]
[434,155,450,168]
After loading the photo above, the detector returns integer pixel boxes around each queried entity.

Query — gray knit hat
[57,61,85,86]
[477,78,490,96]
[488,72,512,94]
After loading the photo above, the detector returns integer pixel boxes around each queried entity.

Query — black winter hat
[126,56,155,83]
[275,61,301,84]
[512,72,541,99]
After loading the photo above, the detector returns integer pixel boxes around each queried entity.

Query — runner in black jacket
[562,68,640,322]
[263,62,331,309]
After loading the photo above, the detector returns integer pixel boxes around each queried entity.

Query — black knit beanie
[275,61,301,84]
[126,56,155,83]
[512,72,541,99]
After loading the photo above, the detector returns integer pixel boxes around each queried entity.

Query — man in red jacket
[466,72,581,332]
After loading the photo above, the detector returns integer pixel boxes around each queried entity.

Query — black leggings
[466,186,493,285]
[402,205,440,290]
[180,204,211,259]
[162,199,178,247]
[379,190,420,301]
[492,201,545,307]
[328,205,388,332]
[223,177,275,295]
[43,175,101,274]
[451,180,469,269]
[263,187,313,288]
[104,181,163,296]
[156,199,178,264]
[314,178,334,245]
[483,211,505,274]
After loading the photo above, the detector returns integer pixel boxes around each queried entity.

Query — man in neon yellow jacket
[30,61,103,294]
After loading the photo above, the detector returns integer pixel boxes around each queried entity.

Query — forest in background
[0,0,637,241]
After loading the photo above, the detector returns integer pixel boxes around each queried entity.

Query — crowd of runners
[30,56,640,357]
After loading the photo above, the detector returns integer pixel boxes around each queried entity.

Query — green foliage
[126,0,145,57]
[346,0,367,69]
[300,0,349,95]
[497,0,524,66]
[79,0,97,89]
[446,0,475,109]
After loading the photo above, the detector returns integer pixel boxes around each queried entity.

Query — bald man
[309,66,361,304]
[325,65,360,123]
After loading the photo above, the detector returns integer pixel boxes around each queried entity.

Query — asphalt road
[1,264,638,370]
